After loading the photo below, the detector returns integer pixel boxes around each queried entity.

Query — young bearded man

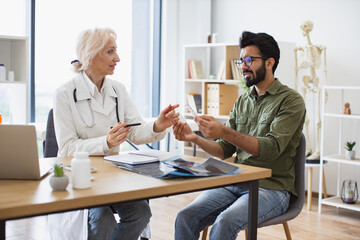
[173,31,306,240]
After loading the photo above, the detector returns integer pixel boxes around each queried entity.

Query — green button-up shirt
[217,79,306,196]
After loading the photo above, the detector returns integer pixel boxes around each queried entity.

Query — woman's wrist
[153,120,163,133]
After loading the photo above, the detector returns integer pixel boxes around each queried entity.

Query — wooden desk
[0,155,271,240]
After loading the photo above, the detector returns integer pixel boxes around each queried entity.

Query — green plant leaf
[53,164,64,177]
[345,141,356,151]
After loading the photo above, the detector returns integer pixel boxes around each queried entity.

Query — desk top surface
[0,154,271,220]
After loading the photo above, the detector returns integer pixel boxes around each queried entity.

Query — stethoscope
[73,87,120,128]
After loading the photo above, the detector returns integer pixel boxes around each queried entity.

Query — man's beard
[243,62,266,87]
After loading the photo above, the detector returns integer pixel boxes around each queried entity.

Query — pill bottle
[71,152,91,189]
[0,64,6,81]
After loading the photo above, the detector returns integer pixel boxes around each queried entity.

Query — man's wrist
[220,125,232,140]
[191,133,201,145]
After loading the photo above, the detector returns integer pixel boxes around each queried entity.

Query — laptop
[0,124,52,180]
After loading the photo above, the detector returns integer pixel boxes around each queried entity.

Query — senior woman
[50,27,179,240]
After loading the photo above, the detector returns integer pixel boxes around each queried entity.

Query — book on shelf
[230,59,237,80]
[188,60,193,79]
[230,59,241,80]
[187,93,202,114]
[188,60,204,79]
[206,83,238,115]
[216,60,225,80]
[187,93,197,115]
[193,94,202,114]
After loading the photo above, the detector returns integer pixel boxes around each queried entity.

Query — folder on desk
[113,156,243,179]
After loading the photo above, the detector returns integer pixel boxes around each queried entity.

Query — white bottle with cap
[0,64,6,81]
[71,152,91,189]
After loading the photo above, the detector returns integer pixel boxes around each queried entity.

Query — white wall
[211,0,360,86]
[161,0,360,194]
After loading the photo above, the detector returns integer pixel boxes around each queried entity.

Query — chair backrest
[289,133,306,212]
[258,133,306,227]
[43,108,155,157]
[43,108,59,158]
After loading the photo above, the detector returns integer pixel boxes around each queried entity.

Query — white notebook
[104,151,160,165]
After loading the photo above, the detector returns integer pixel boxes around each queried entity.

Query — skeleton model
[294,20,327,160]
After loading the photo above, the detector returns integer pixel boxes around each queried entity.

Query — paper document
[104,151,160,165]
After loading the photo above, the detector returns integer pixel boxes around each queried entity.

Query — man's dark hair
[239,31,280,74]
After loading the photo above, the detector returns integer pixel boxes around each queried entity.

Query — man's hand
[173,121,197,142]
[196,115,225,139]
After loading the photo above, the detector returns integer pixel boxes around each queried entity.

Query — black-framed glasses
[235,56,268,68]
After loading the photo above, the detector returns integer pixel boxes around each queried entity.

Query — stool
[305,162,328,210]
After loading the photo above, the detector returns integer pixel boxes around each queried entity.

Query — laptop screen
[0,124,51,180]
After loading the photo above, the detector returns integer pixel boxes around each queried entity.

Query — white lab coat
[54,72,166,157]
[49,72,164,239]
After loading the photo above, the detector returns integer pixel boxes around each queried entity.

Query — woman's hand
[172,121,197,142]
[106,122,131,148]
[153,104,180,133]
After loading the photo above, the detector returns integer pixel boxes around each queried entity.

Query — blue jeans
[175,186,290,240]
[88,200,151,240]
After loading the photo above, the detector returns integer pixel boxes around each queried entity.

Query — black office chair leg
[193,144,197,156]
[145,143,154,149]
[167,132,170,152]
[126,140,139,150]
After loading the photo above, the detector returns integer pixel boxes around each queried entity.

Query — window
[34,0,133,122]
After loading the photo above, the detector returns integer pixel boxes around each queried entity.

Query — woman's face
[90,37,120,77]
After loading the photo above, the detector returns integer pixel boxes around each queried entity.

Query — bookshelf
[182,43,242,157]
[318,86,360,213]
[0,35,29,123]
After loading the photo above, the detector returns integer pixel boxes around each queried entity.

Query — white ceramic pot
[50,175,69,191]
[345,150,355,160]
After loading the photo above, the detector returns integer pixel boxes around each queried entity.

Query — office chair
[43,108,58,158]
[44,108,150,240]
[201,134,306,240]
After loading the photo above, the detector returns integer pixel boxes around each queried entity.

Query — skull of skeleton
[300,20,313,36]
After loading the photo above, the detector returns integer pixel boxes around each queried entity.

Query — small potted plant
[345,141,356,160]
[49,164,69,191]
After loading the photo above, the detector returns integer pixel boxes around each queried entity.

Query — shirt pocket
[235,115,249,133]
[257,114,273,135]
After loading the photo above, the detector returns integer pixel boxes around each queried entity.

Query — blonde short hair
[72,27,117,73]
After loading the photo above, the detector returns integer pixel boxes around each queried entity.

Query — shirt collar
[250,78,282,98]
[79,72,117,99]
[82,71,102,97]
[266,78,282,95]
